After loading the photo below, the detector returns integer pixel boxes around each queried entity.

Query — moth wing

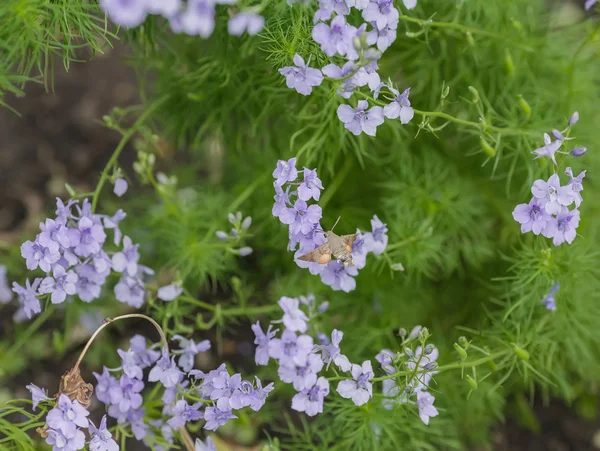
[341,234,358,248]
[298,243,332,264]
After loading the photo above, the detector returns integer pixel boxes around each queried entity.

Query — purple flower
[542,282,559,311]
[585,0,597,10]
[55,198,77,225]
[291,377,329,416]
[89,415,118,451]
[130,335,161,368]
[565,167,585,207]
[74,264,105,303]
[26,383,50,410]
[39,266,78,304]
[571,146,587,157]
[158,282,183,301]
[21,239,60,272]
[12,279,42,319]
[315,329,351,371]
[279,199,323,236]
[531,133,563,167]
[170,0,215,37]
[103,209,127,246]
[99,0,148,28]
[337,101,384,136]
[117,348,145,380]
[314,0,350,22]
[322,61,361,99]
[268,329,314,367]
[363,214,388,255]
[273,183,293,218]
[568,111,579,126]
[320,261,358,292]
[39,219,71,249]
[203,406,237,431]
[146,0,181,17]
[346,0,370,10]
[336,361,374,406]
[402,0,417,9]
[532,174,576,215]
[383,87,414,124]
[407,345,439,391]
[273,158,298,186]
[362,0,399,30]
[417,391,438,425]
[149,353,183,388]
[375,349,395,375]
[112,236,140,277]
[114,276,146,308]
[229,377,274,411]
[366,21,398,52]
[173,335,211,372]
[279,55,324,96]
[47,394,90,434]
[350,231,368,269]
[68,216,106,258]
[46,427,86,451]
[167,400,204,428]
[298,169,324,202]
[512,197,551,235]
[251,321,278,365]
[228,11,264,36]
[210,372,243,411]
[278,352,324,391]
[115,374,144,413]
[195,437,217,451]
[542,207,580,246]
[93,367,121,405]
[312,16,358,60]
[279,296,309,333]
[113,178,128,197]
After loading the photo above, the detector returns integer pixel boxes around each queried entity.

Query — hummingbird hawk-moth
[297,218,358,267]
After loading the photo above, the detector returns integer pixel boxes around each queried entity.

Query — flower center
[284,341,297,356]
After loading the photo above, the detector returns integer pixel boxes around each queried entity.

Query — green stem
[91,96,168,213]
[567,22,600,111]
[319,156,353,211]
[221,304,281,317]
[3,305,56,361]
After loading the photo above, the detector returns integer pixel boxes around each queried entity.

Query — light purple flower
[55,198,77,225]
[531,133,563,167]
[362,214,388,255]
[210,372,242,411]
[113,178,128,197]
[375,349,395,374]
[112,236,140,277]
[417,391,438,425]
[298,169,324,202]
[251,321,278,365]
[21,239,60,272]
[314,0,350,22]
[99,0,148,28]
[39,219,71,249]
[542,206,580,246]
[47,394,90,434]
[26,383,50,410]
[268,329,314,367]
[531,174,575,215]
[46,427,86,451]
[278,353,324,391]
[350,231,368,269]
[322,61,360,99]
[103,209,127,246]
[402,0,417,9]
[362,0,399,30]
[291,377,329,416]
[195,437,217,451]
[273,158,298,186]
[118,348,145,380]
[320,261,358,292]
[89,415,119,451]
[279,296,309,333]
[512,197,551,235]
[203,406,237,431]
[278,55,324,96]
[565,167,585,207]
[158,282,183,301]
[39,266,78,304]
[114,276,145,308]
[74,264,105,303]
[167,400,204,428]
[366,21,398,52]
[12,278,42,320]
[337,101,384,136]
[383,87,414,124]
[173,335,211,372]
[541,282,559,311]
[273,183,293,218]
[336,360,374,406]
[229,377,274,411]
[171,0,216,37]
[228,11,264,36]
[279,199,323,236]
[147,0,181,17]
[68,216,106,258]
[585,0,597,10]
[129,335,161,369]
[93,367,121,405]
[571,146,587,157]
[346,0,370,10]
[312,15,358,60]
[115,374,144,413]
[315,329,351,371]
[149,353,183,388]
[407,345,439,390]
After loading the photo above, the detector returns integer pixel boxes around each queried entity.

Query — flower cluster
[17,198,153,317]
[278,0,417,136]
[99,0,264,38]
[513,114,588,246]
[214,211,254,257]
[272,158,388,292]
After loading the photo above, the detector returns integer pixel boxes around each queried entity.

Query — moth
[298,218,357,267]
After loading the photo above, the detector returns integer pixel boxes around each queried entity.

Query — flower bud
[424,362,437,371]
[242,216,252,229]
[391,262,405,271]
[512,343,529,360]
[454,343,468,360]
[468,86,480,104]
[458,336,469,348]
[466,375,478,390]
[466,31,475,46]
[398,328,407,338]
[235,211,243,221]
[504,48,515,76]
[551,129,564,141]
[441,84,450,100]
[238,247,253,256]
[318,301,329,313]
[228,213,236,224]
[571,146,587,157]
[418,327,430,340]
[480,137,496,157]
[403,347,414,358]
[424,344,435,355]
[568,111,579,126]
[517,95,532,119]
[216,231,228,240]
